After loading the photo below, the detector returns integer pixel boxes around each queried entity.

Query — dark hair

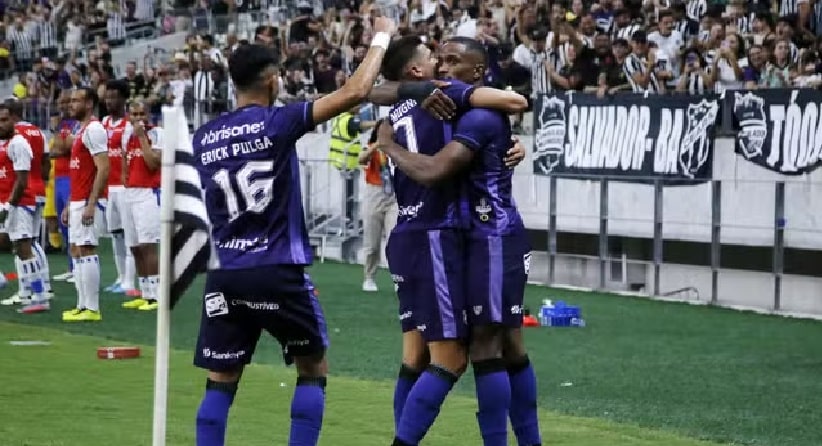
[77,86,99,107]
[382,35,425,81]
[4,98,23,117]
[201,34,214,46]
[106,79,130,99]
[228,43,278,90]
[445,36,488,66]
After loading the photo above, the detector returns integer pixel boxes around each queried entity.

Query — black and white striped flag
[160,106,210,309]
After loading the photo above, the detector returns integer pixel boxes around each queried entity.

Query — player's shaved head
[381,35,434,81]
[437,37,488,85]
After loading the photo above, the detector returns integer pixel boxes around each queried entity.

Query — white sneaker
[66,276,75,284]
[362,279,378,292]
[1,294,32,306]
[43,291,55,300]
[53,272,73,281]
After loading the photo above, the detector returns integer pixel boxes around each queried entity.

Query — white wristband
[371,32,391,51]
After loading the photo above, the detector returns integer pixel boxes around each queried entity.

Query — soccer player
[0,102,49,313]
[120,101,161,311]
[102,80,138,296]
[378,36,528,446]
[49,91,79,283]
[61,87,110,322]
[377,37,542,446]
[190,17,396,446]
[14,101,54,301]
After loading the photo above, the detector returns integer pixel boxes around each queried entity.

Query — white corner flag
[153,106,211,446]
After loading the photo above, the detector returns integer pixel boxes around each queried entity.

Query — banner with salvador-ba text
[732,89,822,175]
[532,92,720,182]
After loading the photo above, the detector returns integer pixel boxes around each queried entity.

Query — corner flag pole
[152,106,180,446]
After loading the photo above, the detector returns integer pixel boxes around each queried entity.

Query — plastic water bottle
[539,299,553,327]
[0,273,6,290]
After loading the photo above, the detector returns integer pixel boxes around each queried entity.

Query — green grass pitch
[0,245,821,446]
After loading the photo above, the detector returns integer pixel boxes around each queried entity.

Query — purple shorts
[386,229,468,342]
[193,265,329,372]
[465,233,531,328]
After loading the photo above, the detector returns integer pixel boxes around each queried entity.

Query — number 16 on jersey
[212,160,275,222]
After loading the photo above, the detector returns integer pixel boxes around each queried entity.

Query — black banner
[532,92,719,182]
[732,89,822,175]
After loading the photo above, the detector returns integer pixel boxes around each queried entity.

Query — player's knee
[502,327,528,360]
[207,369,243,384]
[293,351,327,378]
[401,332,429,370]
[428,340,467,376]
[13,241,33,259]
[78,245,96,257]
[401,349,429,371]
[469,325,504,362]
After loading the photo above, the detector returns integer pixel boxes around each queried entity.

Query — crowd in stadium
[4,0,822,131]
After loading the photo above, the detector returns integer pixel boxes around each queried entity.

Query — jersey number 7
[387,116,419,176]
[212,160,275,222]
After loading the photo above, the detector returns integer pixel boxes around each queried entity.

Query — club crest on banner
[733,92,767,160]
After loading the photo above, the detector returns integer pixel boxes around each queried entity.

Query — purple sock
[289,377,326,446]
[474,359,512,446]
[196,380,237,446]
[395,365,459,446]
[394,364,422,432]
[508,356,541,446]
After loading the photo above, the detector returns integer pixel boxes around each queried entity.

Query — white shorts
[5,205,37,241]
[69,200,107,247]
[106,186,126,232]
[123,188,161,247]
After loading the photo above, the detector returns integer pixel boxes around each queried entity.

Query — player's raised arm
[311,17,396,125]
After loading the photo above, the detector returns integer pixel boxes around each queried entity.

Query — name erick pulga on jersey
[198,121,271,165]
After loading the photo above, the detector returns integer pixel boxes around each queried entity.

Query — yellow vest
[329,112,362,170]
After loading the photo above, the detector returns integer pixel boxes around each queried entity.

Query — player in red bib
[12,101,54,300]
[120,101,162,311]
[0,100,49,313]
[61,87,110,322]
[102,80,138,296]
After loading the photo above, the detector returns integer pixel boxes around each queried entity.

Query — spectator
[711,33,747,93]
[744,44,767,88]
[676,47,714,94]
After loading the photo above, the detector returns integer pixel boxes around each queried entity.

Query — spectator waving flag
[153,106,210,446]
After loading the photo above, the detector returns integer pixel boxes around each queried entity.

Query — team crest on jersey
[474,198,491,222]
[473,305,483,315]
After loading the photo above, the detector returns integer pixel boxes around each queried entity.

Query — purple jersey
[388,81,475,232]
[192,102,315,269]
[452,108,525,237]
